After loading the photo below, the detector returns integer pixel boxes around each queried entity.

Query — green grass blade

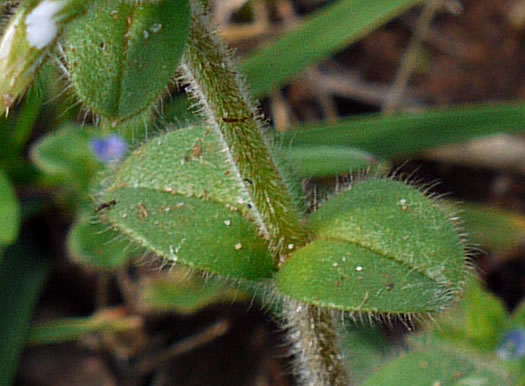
[242,0,424,97]
[28,313,142,345]
[0,169,20,249]
[278,103,525,159]
[281,145,378,177]
[0,238,50,386]
[138,269,245,314]
[460,202,525,254]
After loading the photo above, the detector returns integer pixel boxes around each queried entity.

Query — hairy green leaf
[97,126,275,281]
[65,0,190,121]
[276,179,466,313]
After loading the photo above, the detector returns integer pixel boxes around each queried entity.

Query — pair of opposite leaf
[5,0,467,316]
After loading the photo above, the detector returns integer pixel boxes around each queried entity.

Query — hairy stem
[180,2,349,384]
[284,301,349,386]
[180,2,308,262]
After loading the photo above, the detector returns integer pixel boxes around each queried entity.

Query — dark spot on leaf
[137,203,148,219]
[96,199,117,213]
[192,145,202,157]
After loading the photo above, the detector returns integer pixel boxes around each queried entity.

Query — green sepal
[65,0,190,121]
[276,179,466,313]
[97,126,275,281]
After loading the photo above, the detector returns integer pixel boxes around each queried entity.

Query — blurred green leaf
[138,268,246,314]
[463,279,509,351]
[460,202,525,254]
[0,169,20,248]
[281,145,378,177]
[512,300,525,328]
[339,323,392,385]
[0,238,50,386]
[363,342,509,386]
[425,279,509,353]
[28,310,142,345]
[67,208,140,270]
[30,124,101,192]
[278,103,525,160]
[10,88,43,157]
[242,0,424,97]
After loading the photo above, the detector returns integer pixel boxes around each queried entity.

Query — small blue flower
[496,329,525,360]
[90,135,127,163]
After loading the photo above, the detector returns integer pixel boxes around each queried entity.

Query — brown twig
[134,319,230,375]
[383,0,446,114]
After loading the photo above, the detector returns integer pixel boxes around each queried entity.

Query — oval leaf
[276,179,466,313]
[110,125,253,217]
[65,0,190,120]
[277,240,451,313]
[97,126,275,281]
[100,188,274,280]
[30,124,100,191]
